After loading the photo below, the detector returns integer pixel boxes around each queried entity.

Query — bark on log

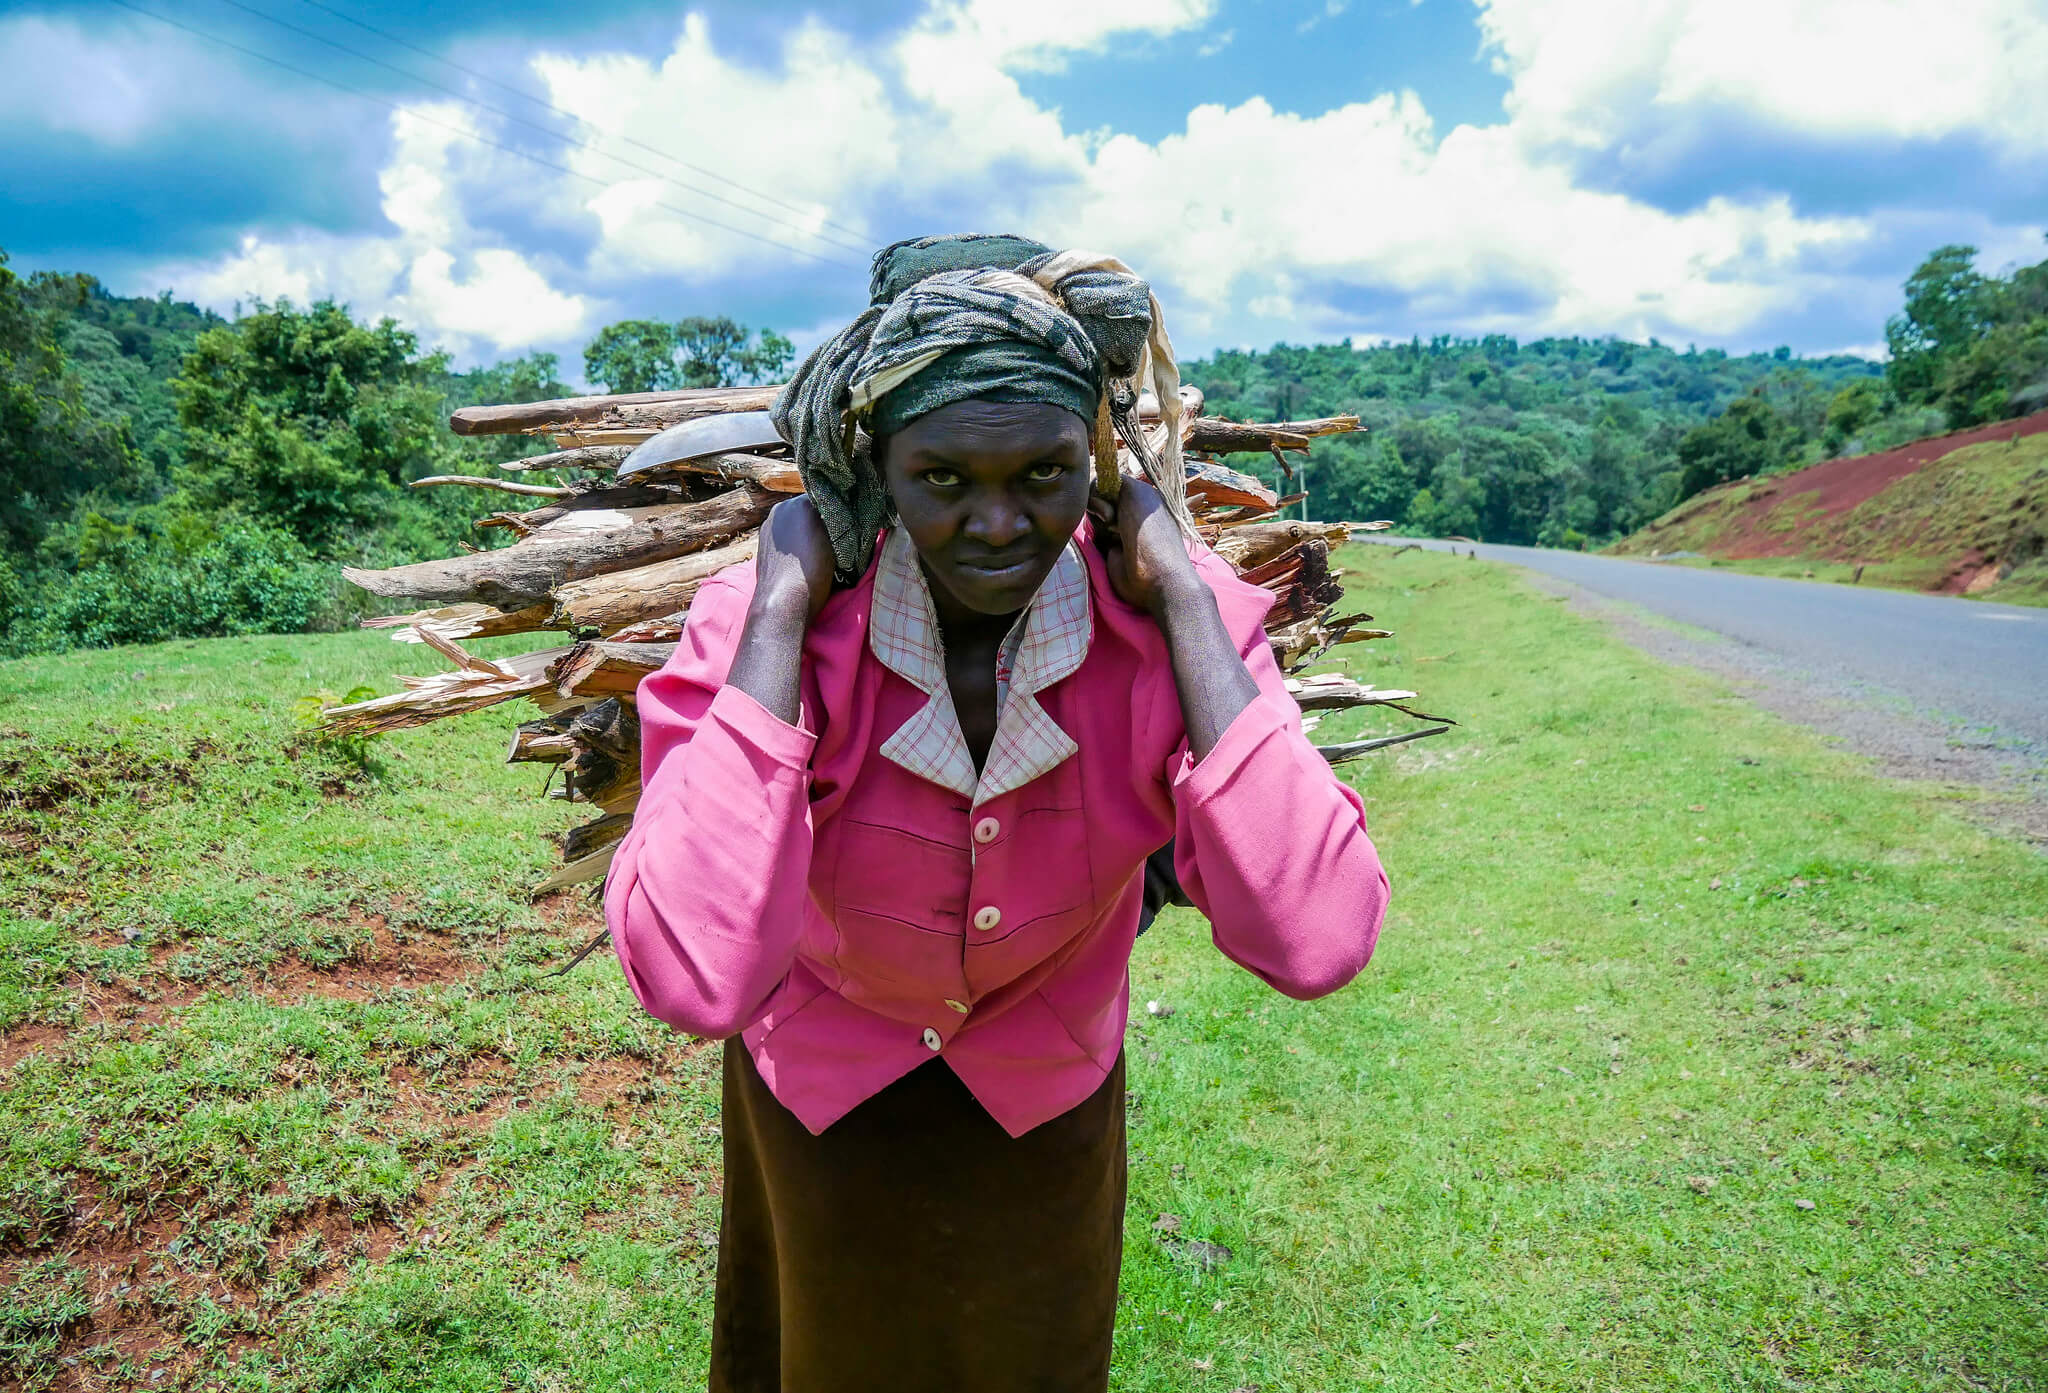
[567,698,638,765]
[1186,416,1359,455]
[549,537,756,635]
[450,384,782,437]
[342,486,773,609]
[563,811,633,861]
[634,451,804,494]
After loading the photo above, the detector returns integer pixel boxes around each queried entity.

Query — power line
[203,0,872,259]
[291,0,874,248]
[104,0,859,269]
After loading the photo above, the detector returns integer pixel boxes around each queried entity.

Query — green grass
[3,550,2044,1391]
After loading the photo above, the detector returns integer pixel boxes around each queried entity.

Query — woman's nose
[963,500,1031,547]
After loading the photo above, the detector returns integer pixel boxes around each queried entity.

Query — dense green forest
[3,239,2043,655]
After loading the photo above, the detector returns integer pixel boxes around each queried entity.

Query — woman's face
[879,399,1093,618]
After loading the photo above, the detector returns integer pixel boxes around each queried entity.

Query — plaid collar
[868,526,1092,806]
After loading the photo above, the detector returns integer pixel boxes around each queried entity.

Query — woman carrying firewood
[602,234,1389,1392]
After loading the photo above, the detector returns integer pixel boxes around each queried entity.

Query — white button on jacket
[973,816,1001,844]
[972,905,1001,931]
[921,1027,942,1051]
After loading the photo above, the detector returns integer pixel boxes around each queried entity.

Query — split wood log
[507,711,580,764]
[322,642,568,735]
[498,444,633,473]
[1212,520,1350,570]
[361,601,553,644]
[555,758,641,815]
[533,843,619,894]
[1186,415,1359,455]
[568,698,639,765]
[548,641,678,701]
[631,451,804,494]
[342,486,773,609]
[450,384,781,437]
[548,537,757,636]
[1184,460,1278,511]
[1283,674,1416,711]
[606,613,687,644]
[563,810,633,861]
[410,475,573,498]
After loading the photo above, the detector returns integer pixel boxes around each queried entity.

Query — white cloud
[73,0,2044,368]
[1476,0,2048,160]
[158,102,588,359]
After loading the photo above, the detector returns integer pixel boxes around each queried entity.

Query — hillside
[1609,408,2048,605]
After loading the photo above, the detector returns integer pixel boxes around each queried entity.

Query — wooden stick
[549,537,757,635]
[498,444,633,473]
[342,486,773,609]
[643,451,803,494]
[549,641,679,700]
[1316,726,1450,764]
[1186,416,1359,455]
[410,475,573,498]
[450,384,781,437]
[361,601,554,644]
[320,645,567,735]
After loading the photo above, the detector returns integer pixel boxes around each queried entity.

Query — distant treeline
[3,238,2041,654]
[1179,238,2048,551]
[0,259,786,656]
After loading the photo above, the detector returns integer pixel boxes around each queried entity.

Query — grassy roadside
[3,548,2044,1391]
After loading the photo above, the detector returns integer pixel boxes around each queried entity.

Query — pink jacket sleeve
[1169,558,1390,1000]
[602,573,817,1039]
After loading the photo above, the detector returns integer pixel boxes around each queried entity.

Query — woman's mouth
[955,552,1041,582]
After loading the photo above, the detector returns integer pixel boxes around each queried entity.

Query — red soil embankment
[1710,408,2048,560]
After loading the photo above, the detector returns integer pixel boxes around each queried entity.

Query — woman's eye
[921,468,963,487]
[1026,462,1068,482]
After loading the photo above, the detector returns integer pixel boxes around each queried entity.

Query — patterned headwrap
[772,233,1193,581]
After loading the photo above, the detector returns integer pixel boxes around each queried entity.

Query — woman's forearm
[1154,575,1262,762]
[724,591,810,727]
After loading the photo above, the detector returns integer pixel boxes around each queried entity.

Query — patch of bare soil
[2,915,494,1074]
[1527,572,2048,847]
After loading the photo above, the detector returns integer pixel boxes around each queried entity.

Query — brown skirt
[710,1039,1128,1393]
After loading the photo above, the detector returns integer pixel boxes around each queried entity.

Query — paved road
[1361,538,2048,750]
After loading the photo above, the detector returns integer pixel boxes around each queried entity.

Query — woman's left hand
[1089,474,1202,619]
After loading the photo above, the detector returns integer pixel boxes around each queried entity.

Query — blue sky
[2,0,2043,381]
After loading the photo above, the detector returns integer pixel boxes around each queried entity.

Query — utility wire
[204,0,871,259]
[291,0,874,248]
[105,0,858,269]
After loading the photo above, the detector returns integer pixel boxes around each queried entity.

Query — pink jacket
[603,521,1389,1137]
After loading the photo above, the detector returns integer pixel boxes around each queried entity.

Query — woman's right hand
[750,495,838,625]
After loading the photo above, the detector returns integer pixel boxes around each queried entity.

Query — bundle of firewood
[322,383,1447,896]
